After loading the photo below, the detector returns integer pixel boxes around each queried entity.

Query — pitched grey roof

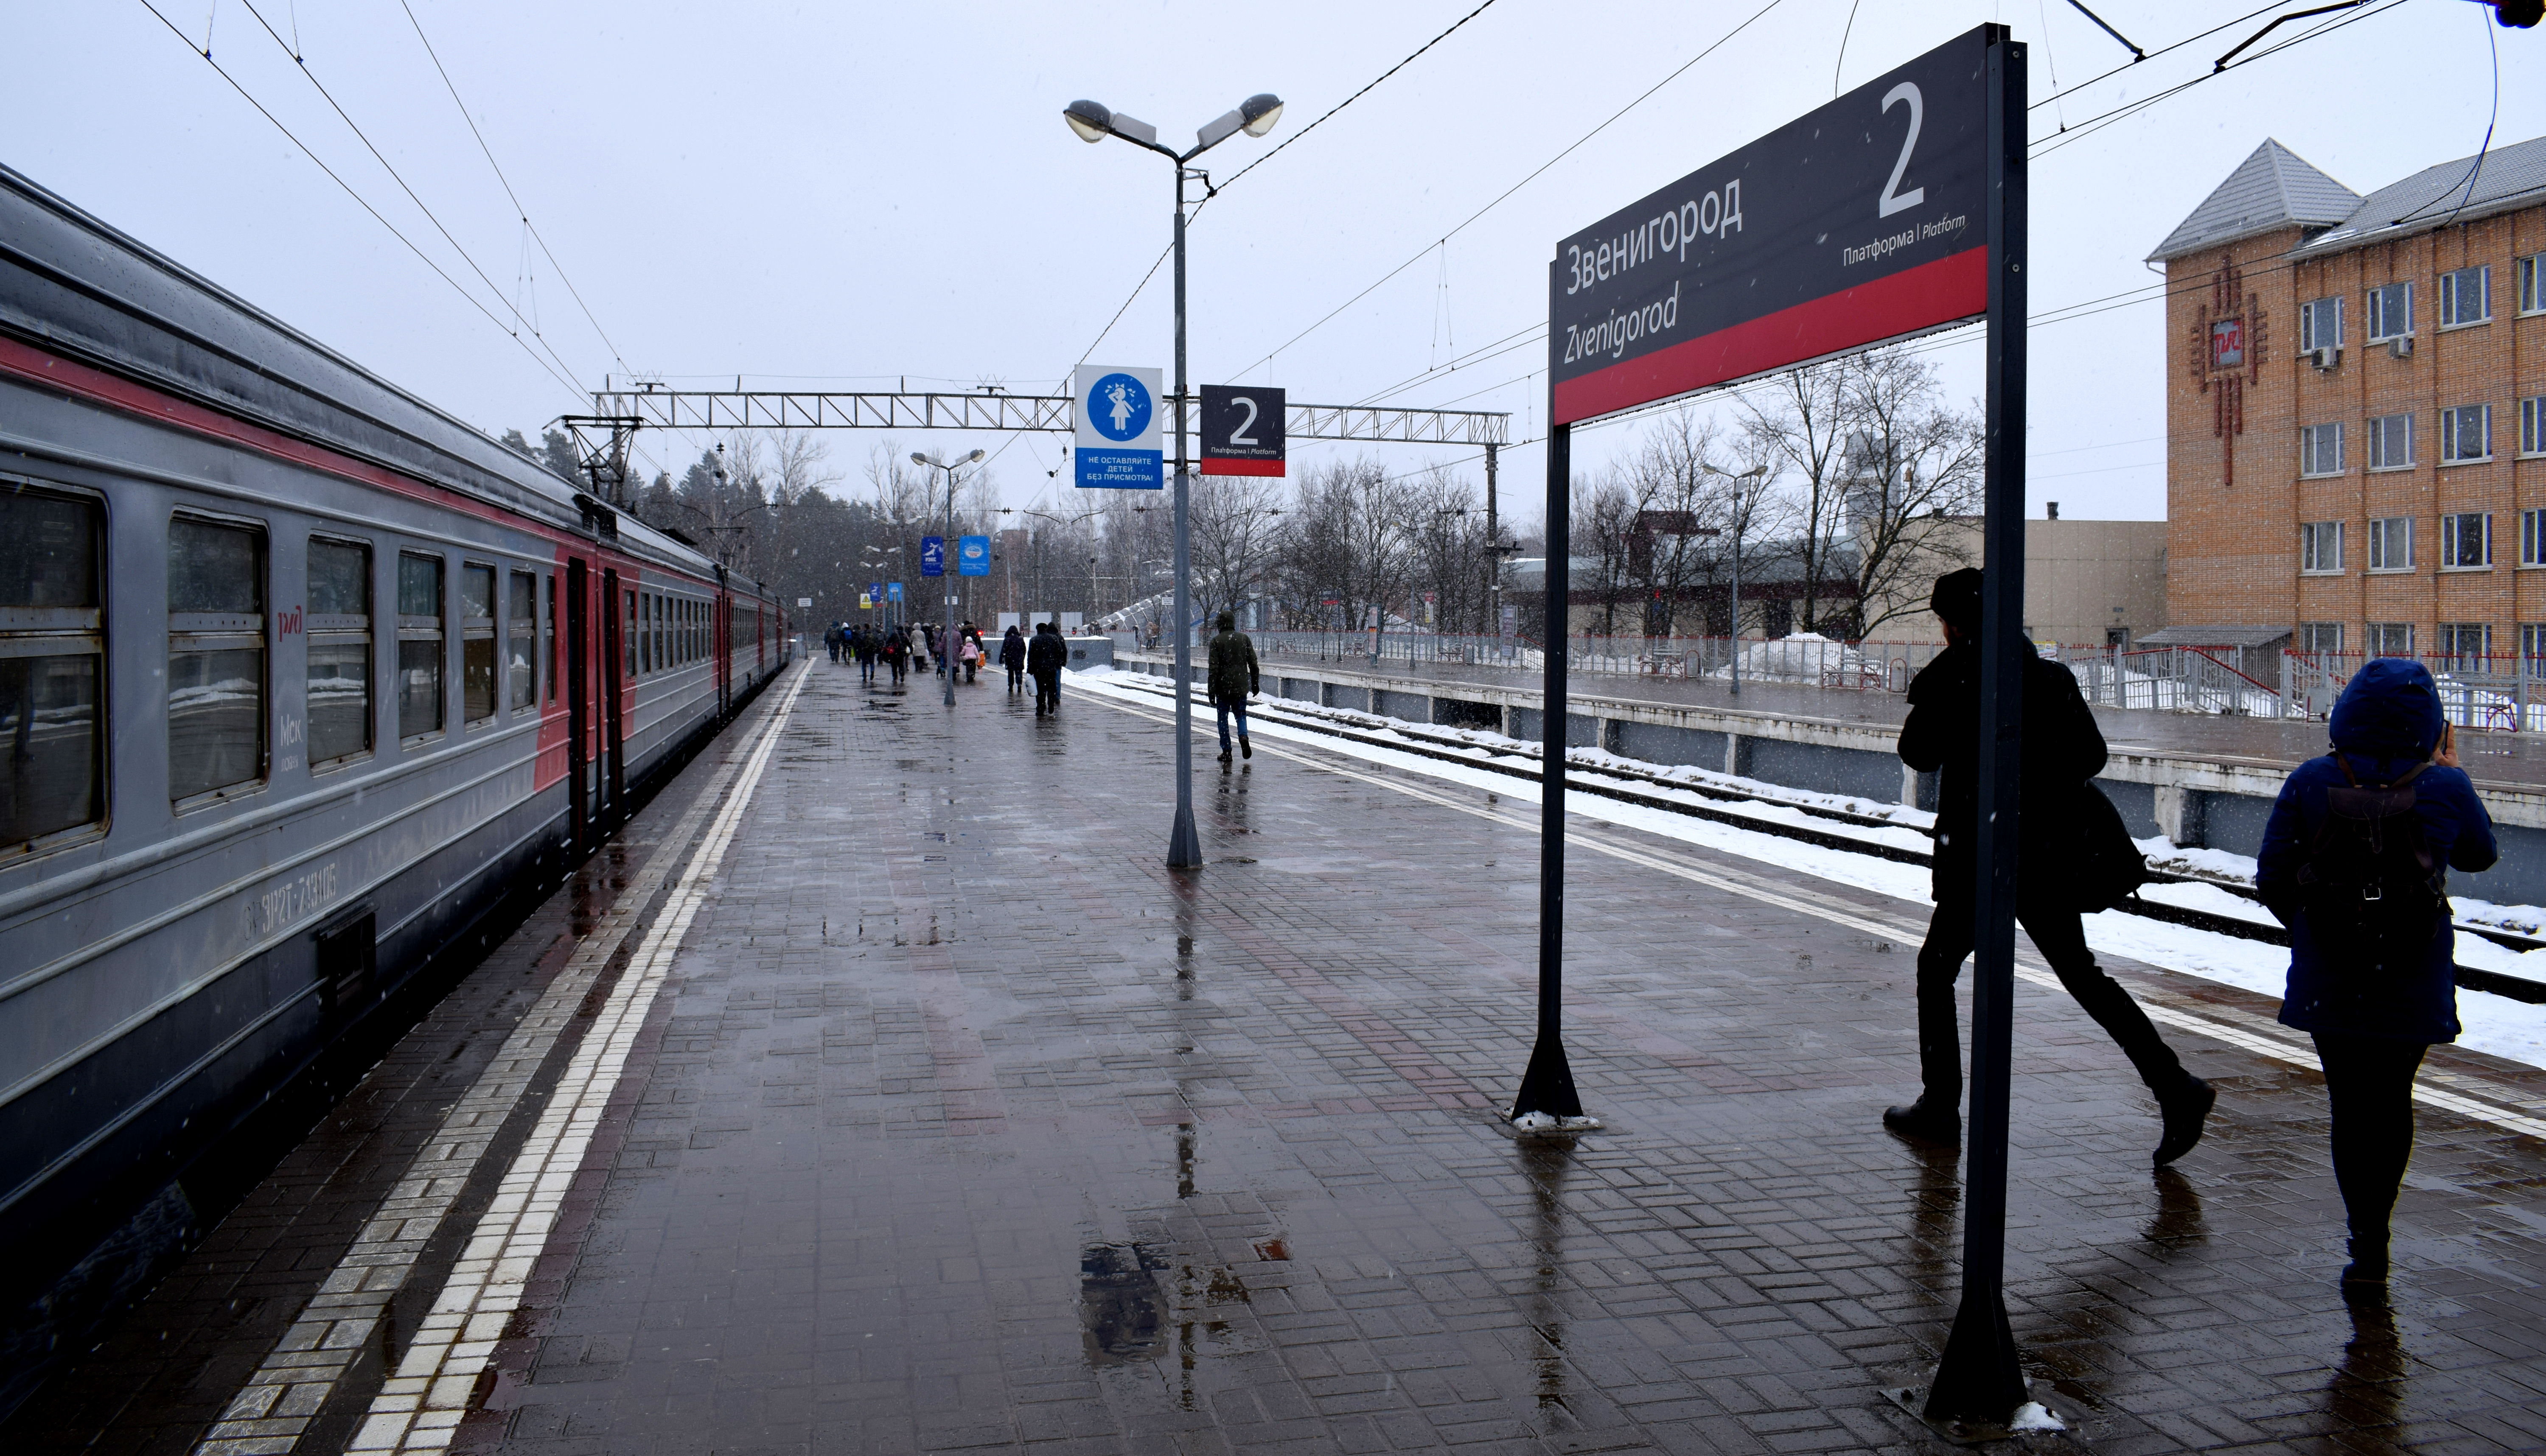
[2148,140,2361,261]
[2292,132,2546,258]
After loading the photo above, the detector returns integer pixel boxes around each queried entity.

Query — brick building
[2151,135,2546,662]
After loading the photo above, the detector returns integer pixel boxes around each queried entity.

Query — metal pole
[1926,23,2028,1425]
[944,467,959,708]
[1730,511,1743,697]
[1485,442,1500,638]
[1167,165,1202,868]
[1511,413,1583,1121]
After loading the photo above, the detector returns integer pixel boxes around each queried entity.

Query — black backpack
[2295,755,2446,976]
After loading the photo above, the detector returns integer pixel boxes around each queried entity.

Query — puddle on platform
[1079,1242,1172,1365]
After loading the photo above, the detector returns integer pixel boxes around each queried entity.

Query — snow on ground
[1072,668,2546,1070]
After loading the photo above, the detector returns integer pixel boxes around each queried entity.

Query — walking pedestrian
[2257,658,2497,1287]
[885,627,908,685]
[1028,620,1066,716]
[824,622,842,664]
[1207,610,1259,763]
[959,632,981,683]
[856,625,878,684]
[1001,624,1026,695]
[1886,568,2214,1162]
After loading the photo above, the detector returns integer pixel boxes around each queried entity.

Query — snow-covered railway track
[1096,672,2546,1005]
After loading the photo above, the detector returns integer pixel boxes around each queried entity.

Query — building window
[2299,622,2344,655]
[2438,622,2491,666]
[543,574,558,703]
[2524,624,2546,669]
[461,563,496,725]
[168,515,266,803]
[2524,253,2545,315]
[2300,295,2342,352]
[306,537,372,767]
[2524,509,2546,566]
[2300,422,2345,476]
[2366,281,2413,341]
[2368,622,2414,657]
[508,570,537,712]
[2440,404,2492,464]
[2,484,105,848]
[2368,516,2413,572]
[398,552,443,741]
[2367,413,2414,470]
[2441,512,2492,569]
[2439,266,2491,328]
[2522,396,2545,457]
[2300,520,2344,574]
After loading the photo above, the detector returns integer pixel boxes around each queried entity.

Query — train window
[642,592,656,674]
[306,537,371,767]
[168,515,266,803]
[461,563,496,725]
[542,574,557,703]
[397,552,443,741]
[2,484,105,849]
[622,589,636,680]
[508,570,536,712]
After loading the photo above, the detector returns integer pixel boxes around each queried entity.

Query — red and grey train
[0,164,788,1401]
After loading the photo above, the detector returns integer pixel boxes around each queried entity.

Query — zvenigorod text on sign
[1548,27,1989,425]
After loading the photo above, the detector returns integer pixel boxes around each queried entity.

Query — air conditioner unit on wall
[2310,346,2341,370]
[2389,335,2414,359]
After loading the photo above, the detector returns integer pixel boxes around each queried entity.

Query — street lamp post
[913,449,986,708]
[1701,465,1769,696]
[1063,90,1283,870]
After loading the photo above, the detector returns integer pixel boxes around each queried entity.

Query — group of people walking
[822,616,1075,714]
[1895,567,2496,1290]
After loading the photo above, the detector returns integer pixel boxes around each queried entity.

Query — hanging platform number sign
[1548,26,1991,425]
[1199,385,1286,476]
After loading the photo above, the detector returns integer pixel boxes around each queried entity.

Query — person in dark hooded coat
[2257,657,2496,1287]
[1026,621,1067,716]
[1889,568,2212,1162]
[1000,624,1027,695]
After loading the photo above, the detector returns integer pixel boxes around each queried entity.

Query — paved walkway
[17,660,2546,1454]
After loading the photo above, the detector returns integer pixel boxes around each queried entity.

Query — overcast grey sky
[11,1,2540,521]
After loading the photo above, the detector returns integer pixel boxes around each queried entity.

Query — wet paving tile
[20,662,2546,1454]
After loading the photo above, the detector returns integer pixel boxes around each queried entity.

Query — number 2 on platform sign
[1878,82,1925,218]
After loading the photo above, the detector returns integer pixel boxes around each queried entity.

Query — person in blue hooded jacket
[2257,657,2497,1288]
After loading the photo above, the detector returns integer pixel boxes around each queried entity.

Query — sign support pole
[1925,24,2028,1424]
[1167,165,1202,869]
[1512,414,1583,1121]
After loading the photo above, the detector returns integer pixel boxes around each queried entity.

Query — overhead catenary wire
[230,0,595,396]
[395,0,632,378]
[133,0,587,406]
[1230,0,1792,380]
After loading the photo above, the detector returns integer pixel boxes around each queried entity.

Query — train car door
[568,556,590,851]
[715,591,731,718]
[601,567,625,829]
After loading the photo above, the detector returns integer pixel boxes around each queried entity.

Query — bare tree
[1738,361,1856,636]
[1188,473,1287,624]
[1833,352,1985,636]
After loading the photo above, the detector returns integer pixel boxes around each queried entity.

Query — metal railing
[2285,650,2543,732]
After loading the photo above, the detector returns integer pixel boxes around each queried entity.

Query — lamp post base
[1167,805,1201,868]
[1508,1032,1584,1122]
[1922,1287,2026,1423]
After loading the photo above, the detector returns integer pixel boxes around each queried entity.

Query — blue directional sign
[867,580,883,603]
[920,536,946,576]
[956,535,991,577]
[887,582,904,602]
[1073,363,1164,490]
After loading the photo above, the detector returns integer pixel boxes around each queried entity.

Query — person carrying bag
[1887,568,2212,1163]
[2257,658,2496,1288]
